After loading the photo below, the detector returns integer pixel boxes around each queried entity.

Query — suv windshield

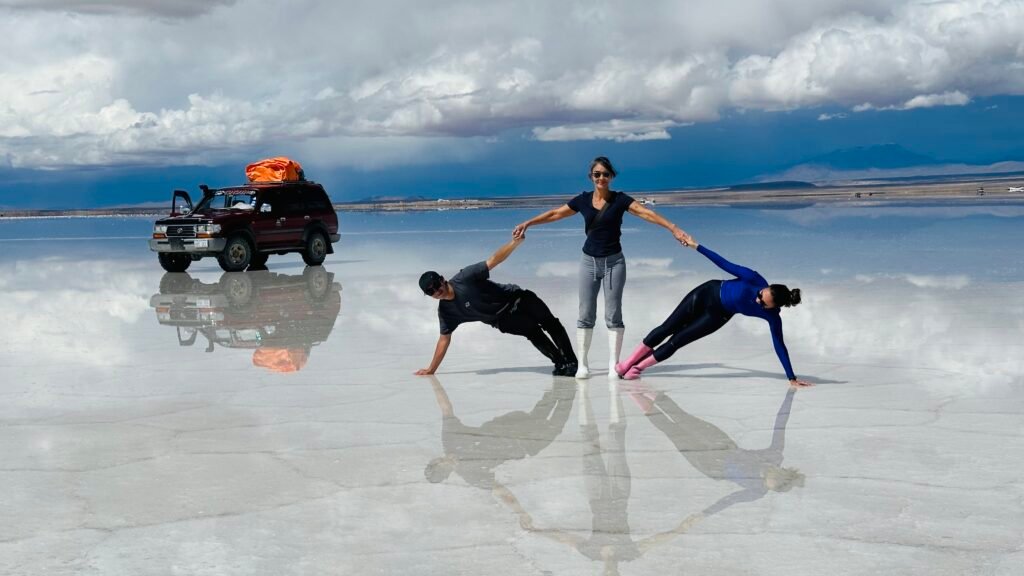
[194,190,257,212]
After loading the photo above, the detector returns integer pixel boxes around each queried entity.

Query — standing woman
[513,157,689,379]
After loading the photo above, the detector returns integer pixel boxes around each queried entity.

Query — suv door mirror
[260,203,273,213]
[171,190,193,216]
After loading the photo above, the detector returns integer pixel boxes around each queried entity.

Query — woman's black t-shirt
[567,191,636,257]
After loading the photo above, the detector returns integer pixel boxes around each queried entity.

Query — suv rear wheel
[218,235,252,272]
[158,253,191,273]
[302,230,328,266]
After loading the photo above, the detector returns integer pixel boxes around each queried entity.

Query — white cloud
[853,90,970,111]
[817,112,848,121]
[1,0,1023,168]
[533,119,683,143]
[902,90,971,109]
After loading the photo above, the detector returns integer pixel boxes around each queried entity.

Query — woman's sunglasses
[591,171,613,179]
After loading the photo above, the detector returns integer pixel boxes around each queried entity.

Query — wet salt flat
[1,204,1023,575]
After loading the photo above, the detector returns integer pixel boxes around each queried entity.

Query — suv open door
[171,190,193,216]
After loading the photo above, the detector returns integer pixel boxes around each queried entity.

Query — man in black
[415,236,578,376]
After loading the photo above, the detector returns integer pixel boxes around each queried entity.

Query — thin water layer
[0,205,1022,575]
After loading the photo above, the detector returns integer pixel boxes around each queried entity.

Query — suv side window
[258,189,281,214]
[306,188,331,211]
[283,188,307,214]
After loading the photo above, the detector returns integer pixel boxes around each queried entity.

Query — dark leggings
[643,280,733,363]
[496,290,576,363]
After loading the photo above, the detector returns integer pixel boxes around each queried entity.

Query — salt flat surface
[0,205,1022,575]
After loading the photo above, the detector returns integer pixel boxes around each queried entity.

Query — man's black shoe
[552,361,578,376]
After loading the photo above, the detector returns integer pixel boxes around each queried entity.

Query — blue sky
[1,1,1023,208]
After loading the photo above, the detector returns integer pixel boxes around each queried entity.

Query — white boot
[575,328,593,379]
[608,328,624,378]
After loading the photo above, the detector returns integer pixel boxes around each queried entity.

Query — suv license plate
[194,239,208,248]
[170,239,184,250]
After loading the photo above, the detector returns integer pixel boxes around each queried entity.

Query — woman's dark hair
[589,156,617,178]
[769,284,801,308]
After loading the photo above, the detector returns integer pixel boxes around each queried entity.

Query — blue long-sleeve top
[696,244,796,380]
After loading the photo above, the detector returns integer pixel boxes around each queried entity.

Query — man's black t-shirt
[437,261,519,334]
[567,191,636,257]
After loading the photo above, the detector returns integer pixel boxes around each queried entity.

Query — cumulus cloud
[1,0,1023,168]
[533,119,684,142]
[852,90,970,111]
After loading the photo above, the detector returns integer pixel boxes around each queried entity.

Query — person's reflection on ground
[635,385,803,514]
[524,381,705,576]
[579,380,636,569]
[423,375,576,520]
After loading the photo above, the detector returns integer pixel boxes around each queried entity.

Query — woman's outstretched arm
[513,204,575,238]
[684,238,763,283]
[627,201,688,245]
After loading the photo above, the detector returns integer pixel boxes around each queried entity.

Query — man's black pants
[495,290,576,365]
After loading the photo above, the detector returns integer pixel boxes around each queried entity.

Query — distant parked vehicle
[149,180,340,272]
[1008,186,1023,193]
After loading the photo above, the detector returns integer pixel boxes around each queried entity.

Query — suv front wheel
[218,235,253,272]
[302,230,328,266]
[158,253,191,273]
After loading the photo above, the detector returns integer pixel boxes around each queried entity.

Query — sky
[2,0,1024,208]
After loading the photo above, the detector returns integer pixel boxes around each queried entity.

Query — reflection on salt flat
[150,268,342,373]
[1,208,1023,575]
[424,375,802,575]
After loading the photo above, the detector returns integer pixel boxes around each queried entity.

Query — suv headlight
[196,223,221,235]
[154,224,168,234]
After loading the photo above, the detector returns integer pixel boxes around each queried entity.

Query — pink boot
[623,355,658,380]
[615,343,653,378]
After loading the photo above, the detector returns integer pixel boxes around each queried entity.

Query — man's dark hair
[419,271,444,295]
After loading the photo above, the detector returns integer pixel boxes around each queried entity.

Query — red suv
[149,181,340,272]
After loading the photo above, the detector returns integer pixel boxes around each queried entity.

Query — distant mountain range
[801,143,941,170]
[762,143,1024,183]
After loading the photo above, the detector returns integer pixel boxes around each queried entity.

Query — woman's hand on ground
[414,368,435,376]
[789,378,813,388]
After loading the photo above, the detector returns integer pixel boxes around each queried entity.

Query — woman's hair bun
[789,288,801,306]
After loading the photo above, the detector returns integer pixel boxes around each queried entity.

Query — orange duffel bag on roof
[245,157,305,182]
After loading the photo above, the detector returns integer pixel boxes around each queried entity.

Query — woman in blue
[615,234,812,387]
[513,157,689,380]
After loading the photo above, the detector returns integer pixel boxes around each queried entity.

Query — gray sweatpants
[578,251,626,329]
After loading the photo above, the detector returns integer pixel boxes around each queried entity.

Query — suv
[149,181,340,272]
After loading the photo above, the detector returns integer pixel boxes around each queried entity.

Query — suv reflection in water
[150,267,342,372]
